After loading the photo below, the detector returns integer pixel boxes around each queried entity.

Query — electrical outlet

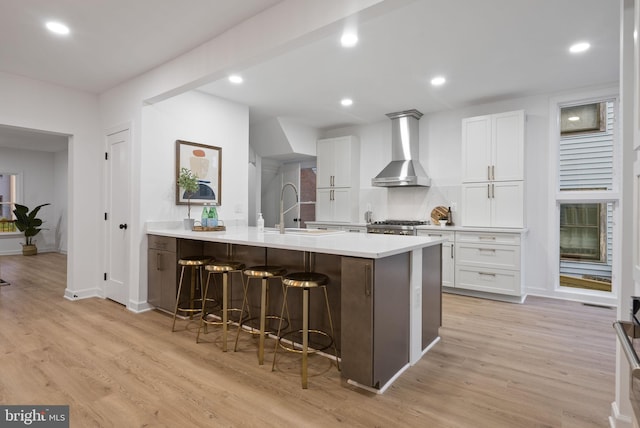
[450,202,457,212]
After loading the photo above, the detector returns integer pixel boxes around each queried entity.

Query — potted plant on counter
[178,167,199,229]
[12,203,50,256]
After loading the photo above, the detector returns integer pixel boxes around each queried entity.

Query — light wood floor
[0,253,615,427]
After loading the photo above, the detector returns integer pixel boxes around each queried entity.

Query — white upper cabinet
[316,136,360,222]
[462,110,524,183]
[316,136,360,189]
[461,110,525,228]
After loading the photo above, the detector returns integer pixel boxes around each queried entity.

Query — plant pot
[183,218,195,230]
[22,244,37,256]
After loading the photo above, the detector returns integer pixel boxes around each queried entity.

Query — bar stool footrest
[277,329,334,354]
[239,315,290,335]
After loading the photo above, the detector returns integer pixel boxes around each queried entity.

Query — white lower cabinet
[305,221,366,232]
[455,266,521,296]
[418,228,525,301]
[417,230,454,288]
[454,231,523,298]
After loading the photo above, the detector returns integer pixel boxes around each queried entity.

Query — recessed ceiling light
[569,42,590,53]
[568,116,580,121]
[46,21,70,35]
[341,33,358,48]
[228,75,243,84]
[341,98,353,107]
[430,76,446,86]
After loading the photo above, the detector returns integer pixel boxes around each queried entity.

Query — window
[557,99,616,294]
[560,203,606,262]
[0,173,18,232]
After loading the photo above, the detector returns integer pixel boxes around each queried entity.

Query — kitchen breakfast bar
[146,224,444,392]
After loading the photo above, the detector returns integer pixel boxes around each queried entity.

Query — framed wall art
[175,140,221,206]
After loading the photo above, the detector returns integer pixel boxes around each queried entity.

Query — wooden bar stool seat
[272,271,340,389]
[171,255,212,332]
[234,265,289,365]
[196,260,247,351]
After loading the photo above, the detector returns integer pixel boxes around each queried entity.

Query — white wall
[141,91,249,225]
[0,71,100,299]
[0,147,59,254]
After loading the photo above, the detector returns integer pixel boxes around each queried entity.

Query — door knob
[119,224,128,230]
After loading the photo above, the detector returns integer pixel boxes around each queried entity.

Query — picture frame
[175,140,221,206]
[560,102,605,135]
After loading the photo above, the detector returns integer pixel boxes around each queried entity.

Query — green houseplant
[177,167,199,229]
[12,203,50,256]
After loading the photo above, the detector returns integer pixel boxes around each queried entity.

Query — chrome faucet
[280,182,299,234]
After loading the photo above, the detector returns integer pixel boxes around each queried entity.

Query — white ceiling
[199,0,620,129]
[0,0,620,148]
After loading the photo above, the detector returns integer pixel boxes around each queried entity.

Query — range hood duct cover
[371,109,431,187]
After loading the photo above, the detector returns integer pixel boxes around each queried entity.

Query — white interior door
[104,128,130,305]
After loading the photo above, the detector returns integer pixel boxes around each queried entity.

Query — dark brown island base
[146,224,443,393]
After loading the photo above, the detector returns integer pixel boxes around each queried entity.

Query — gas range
[366,220,429,236]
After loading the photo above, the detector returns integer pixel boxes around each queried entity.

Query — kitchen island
[146,223,444,392]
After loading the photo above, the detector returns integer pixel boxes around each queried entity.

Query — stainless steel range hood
[371,109,431,187]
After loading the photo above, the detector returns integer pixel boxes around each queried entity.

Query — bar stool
[234,265,289,365]
[171,255,212,332]
[196,260,246,351]
[272,271,339,389]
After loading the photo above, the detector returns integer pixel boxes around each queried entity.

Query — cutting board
[430,206,448,225]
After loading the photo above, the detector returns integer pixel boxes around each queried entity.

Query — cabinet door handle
[487,165,491,181]
[487,184,491,199]
[450,244,454,259]
[491,165,495,180]
[479,236,496,240]
[479,272,496,277]
[156,253,162,271]
[364,264,371,297]
[478,248,496,253]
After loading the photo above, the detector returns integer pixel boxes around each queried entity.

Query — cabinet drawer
[148,235,177,252]
[455,266,521,296]
[455,231,520,245]
[417,230,455,242]
[456,243,520,270]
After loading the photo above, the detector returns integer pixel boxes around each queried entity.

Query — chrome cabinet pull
[491,165,495,180]
[487,165,491,181]
[478,272,496,277]
[156,253,162,271]
[478,248,496,253]
[487,184,491,198]
[450,244,454,259]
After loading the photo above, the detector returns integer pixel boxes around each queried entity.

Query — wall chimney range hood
[371,109,431,187]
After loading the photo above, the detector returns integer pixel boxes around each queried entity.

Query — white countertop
[146,223,445,259]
